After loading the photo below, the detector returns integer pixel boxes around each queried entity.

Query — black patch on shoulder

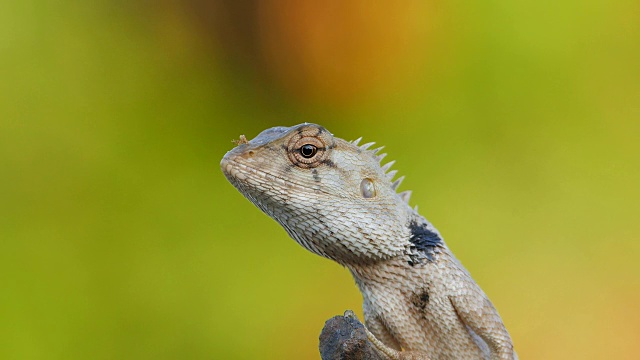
[281,144,288,151]
[407,221,443,265]
[312,169,321,182]
[411,288,430,310]
[321,159,336,168]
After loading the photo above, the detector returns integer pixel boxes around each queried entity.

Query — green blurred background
[1,1,639,359]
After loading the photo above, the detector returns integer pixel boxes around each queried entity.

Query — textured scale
[221,123,516,360]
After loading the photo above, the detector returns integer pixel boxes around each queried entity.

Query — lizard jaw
[221,157,332,196]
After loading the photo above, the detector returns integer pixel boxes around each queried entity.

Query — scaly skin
[221,123,516,360]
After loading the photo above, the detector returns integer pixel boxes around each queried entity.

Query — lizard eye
[287,133,329,168]
[360,178,376,198]
[300,144,317,158]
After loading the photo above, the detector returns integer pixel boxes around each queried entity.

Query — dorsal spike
[386,170,398,181]
[381,160,395,172]
[399,190,412,203]
[414,205,419,212]
[371,146,385,155]
[376,153,388,162]
[392,176,405,190]
[360,142,376,150]
[352,137,363,146]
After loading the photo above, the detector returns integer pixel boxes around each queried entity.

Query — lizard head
[221,123,417,265]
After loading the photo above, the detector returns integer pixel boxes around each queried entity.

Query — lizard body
[221,123,516,360]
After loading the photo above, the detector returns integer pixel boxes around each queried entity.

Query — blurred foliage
[1,0,639,359]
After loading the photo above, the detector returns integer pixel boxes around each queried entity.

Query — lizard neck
[324,210,441,268]
[345,211,447,286]
[347,257,414,285]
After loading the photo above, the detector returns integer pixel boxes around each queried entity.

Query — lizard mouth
[221,158,284,185]
[221,158,331,195]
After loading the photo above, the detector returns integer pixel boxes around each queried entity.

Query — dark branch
[319,311,385,360]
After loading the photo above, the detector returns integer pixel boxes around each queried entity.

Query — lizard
[220,123,517,360]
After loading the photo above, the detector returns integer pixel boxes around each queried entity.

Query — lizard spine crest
[352,138,412,204]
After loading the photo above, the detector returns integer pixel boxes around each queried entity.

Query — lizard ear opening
[360,178,376,198]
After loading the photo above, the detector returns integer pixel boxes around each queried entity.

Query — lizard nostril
[247,150,255,157]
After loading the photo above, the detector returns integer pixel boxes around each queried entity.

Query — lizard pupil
[300,144,317,158]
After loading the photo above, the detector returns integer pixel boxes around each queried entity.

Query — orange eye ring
[287,135,327,168]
